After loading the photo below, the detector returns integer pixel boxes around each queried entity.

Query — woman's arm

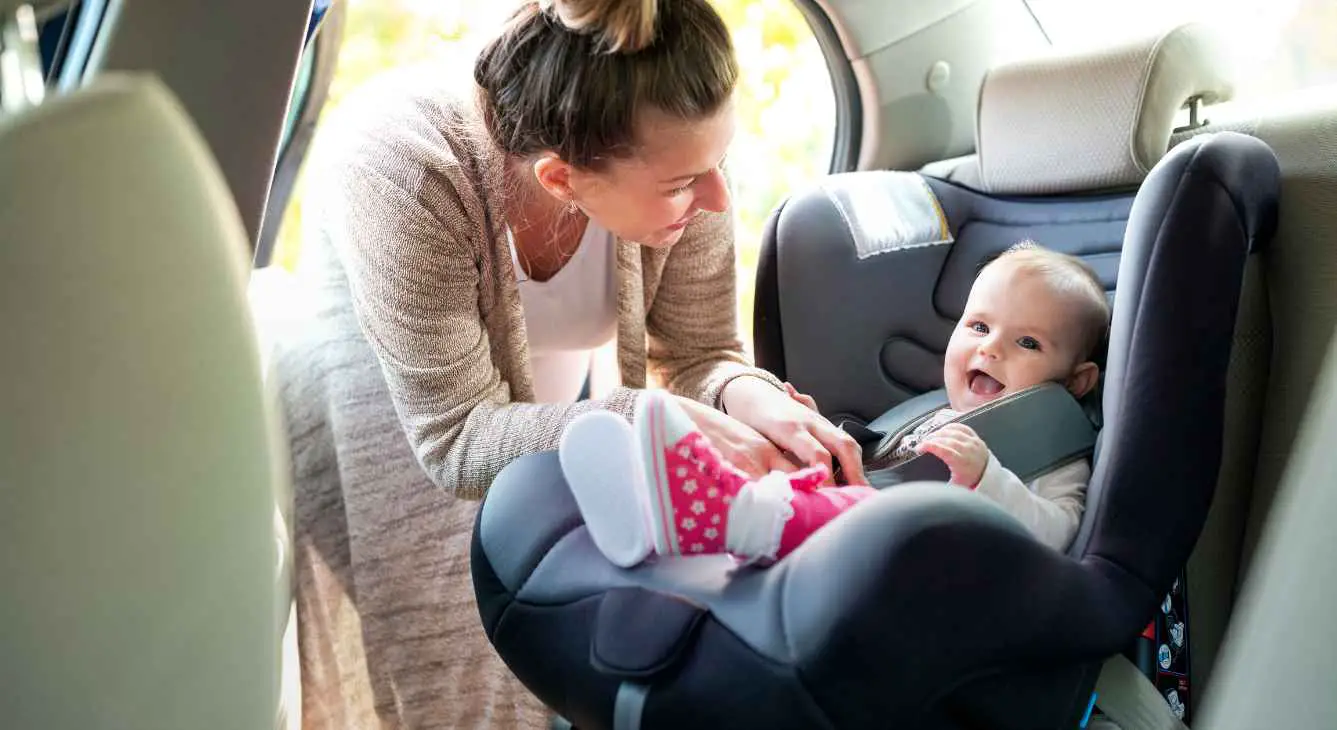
[644,206,784,406]
[313,149,637,498]
[645,207,865,483]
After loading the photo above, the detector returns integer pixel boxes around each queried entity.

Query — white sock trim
[725,471,795,563]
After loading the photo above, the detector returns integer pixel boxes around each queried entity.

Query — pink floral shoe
[634,390,830,563]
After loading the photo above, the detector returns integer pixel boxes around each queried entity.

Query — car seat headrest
[976,23,1234,195]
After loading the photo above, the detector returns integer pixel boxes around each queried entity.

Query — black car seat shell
[1162,93,1337,692]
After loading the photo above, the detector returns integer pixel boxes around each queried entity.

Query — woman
[291,0,864,725]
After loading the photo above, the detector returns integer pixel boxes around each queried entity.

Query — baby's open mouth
[968,370,1004,397]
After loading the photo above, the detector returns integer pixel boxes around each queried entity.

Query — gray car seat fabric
[911,95,1334,716]
[754,22,1234,422]
[0,75,288,728]
[975,23,1233,195]
[472,132,1280,729]
[760,34,1263,708]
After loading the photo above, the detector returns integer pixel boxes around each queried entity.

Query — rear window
[1024,0,1337,104]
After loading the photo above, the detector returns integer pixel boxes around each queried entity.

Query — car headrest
[976,23,1234,195]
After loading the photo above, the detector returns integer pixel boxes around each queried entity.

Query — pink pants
[775,484,879,560]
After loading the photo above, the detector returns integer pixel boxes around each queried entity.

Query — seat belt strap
[863,383,1097,487]
[613,682,650,730]
[1093,654,1187,730]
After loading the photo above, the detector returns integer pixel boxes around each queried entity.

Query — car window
[1025,0,1337,103]
[266,0,837,350]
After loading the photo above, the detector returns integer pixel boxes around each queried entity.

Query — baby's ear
[1066,361,1100,399]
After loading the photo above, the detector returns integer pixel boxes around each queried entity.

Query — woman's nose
[693,167,730,213]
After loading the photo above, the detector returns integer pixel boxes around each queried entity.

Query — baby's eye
[969,321,988,334]
[1017,336,1041,351]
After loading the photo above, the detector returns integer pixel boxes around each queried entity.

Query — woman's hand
[782,381,818,411]
[720,377,867,485]
[673,395,801,477]
[917,423,989,488]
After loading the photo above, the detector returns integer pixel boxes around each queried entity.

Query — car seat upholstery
[922,46,1337,703]
[0,74,290,728]
[975,23,1233,195]
[472,124,1280,729]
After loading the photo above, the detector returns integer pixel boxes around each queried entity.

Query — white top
[509,220,619,403]
[973,453,1090,553]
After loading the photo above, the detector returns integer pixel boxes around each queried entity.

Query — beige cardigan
[306,74,781,499]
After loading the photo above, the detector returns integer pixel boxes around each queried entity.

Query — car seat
[757,23,1268,717]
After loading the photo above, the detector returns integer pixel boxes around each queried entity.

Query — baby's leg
[727,465,878,564]
[774,471,878,560]
[632,389,878,565]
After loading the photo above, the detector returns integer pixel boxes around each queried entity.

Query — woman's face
[566,100,736,248]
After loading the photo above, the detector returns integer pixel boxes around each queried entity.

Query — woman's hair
[473,0,738,170]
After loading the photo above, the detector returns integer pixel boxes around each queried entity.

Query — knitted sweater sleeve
[309,100,638,499]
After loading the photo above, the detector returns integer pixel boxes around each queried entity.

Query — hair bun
[540,0,658,53]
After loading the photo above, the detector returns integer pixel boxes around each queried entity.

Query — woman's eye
[1018,336,1041,351]
[969,321,988,334]
[665,182,694,196]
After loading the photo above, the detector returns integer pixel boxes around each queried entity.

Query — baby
[560,242,1110,567]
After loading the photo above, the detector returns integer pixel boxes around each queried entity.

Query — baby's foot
[635,390,832,562]
[635,390,748,557]
[559,410,654,568]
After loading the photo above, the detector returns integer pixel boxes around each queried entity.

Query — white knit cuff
[726,471,795,563]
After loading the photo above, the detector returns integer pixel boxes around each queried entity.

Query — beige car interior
[0,74,293,727]
[0,0,1332,727]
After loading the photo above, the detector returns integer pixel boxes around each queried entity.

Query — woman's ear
[531,154,575,203]
[1066,361,1100,399]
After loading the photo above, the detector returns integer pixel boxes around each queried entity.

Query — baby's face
[944,261,1091,412]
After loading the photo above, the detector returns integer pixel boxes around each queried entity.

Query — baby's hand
[917,423,989,488]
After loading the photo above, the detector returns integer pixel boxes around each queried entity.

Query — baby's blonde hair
[988,241,1111,363]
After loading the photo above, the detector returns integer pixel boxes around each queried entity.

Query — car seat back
[0,74,290,728]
